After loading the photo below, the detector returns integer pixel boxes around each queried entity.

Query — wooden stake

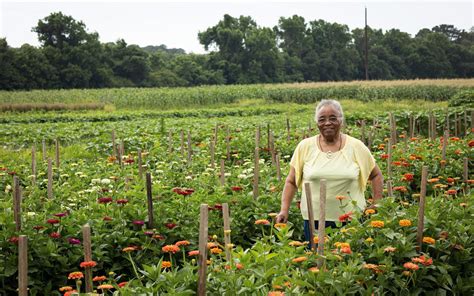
[47,158,53,199]
[18,235,28,296]
[214,124,218,146]
[416,166,428,250]
[146,172,154,229]
[55,139,60,168]
[255,126,260,150]
[222,203,232,262]
[389,113,397,145]
[317,179,327,268]
[197,204,209,296]
[387,140,392,181]
[286,118,291,141]
[137,149,143,179]
[32,145,36,185]
[13,176,21,231]
[253,148,259,199]
[219,159,225,186]
[275,152,282,182]
[42,139,46,161]
[82,224,93,293]
[304,183,316,251]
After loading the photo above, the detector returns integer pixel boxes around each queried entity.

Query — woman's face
[316,105,342,139]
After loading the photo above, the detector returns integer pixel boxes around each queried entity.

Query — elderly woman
[276,99,383,241]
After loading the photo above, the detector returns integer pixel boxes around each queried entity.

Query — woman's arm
[276,166,297,223]
[368,164,384,203]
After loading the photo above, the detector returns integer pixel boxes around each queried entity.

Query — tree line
[0,12,473,90]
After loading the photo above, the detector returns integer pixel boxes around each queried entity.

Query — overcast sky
[0,0,472,53]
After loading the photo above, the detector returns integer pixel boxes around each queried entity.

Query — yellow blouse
[290,135,375,221]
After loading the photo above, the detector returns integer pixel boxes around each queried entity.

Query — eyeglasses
[317,116,340,125]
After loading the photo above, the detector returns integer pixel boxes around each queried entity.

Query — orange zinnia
[399,219,412,227]
[161,261,172,268]
[97,284,114,290]
[255,219,270,225]
[422,237,436,244]
[175,240,191,247]
[370,220,384,228]
[92,275,106,282]
[403,262,419,270]
[162,244,180,253]
[188,250,199,256]
[67,271,84,280]
[79,261,97,268]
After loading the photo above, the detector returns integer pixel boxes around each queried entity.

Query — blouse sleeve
[353,138,376,190]
[290,141,304,190]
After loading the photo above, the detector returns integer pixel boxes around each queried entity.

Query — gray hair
[315,99,344,122]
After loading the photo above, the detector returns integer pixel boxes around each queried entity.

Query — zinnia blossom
[308,267,319,273]
[289,241,305,247]
[422,237,436,244]
[175,240,190,247]
[291,256,308,263]
[268,292,285,296]
[68,238,81,245]
[340,246,352,254]
[97,284,114,290]
[93,276,106,282]
[162,244,180,253]
[80,261,97,268]
[364,209,376,215]
[274,223,287,229]
[338,212,353,222]
[161,261,172,268]
[255,219,270,225]
[122,246,136,253]
[165,222,177,229]
[98,197,113,204]
[64,290,78,296]
[399,219,412,227]
[188,250,199,256]
[335,195,346,201]
[118,282,128,288]
[116,199,129,205]
[210,247,223,254]
[403,262,419,270]
[59,286,73,292]
[370,220,385,228]
[231,186,243,191]
[49,232,61,239]
[402,173,414,182]
[47,219,60,224]
[68,271,84,280]
[446,189,457,195]
[384,246,396,253]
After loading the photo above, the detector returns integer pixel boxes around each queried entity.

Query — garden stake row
[13,176,21,231]
[318,179,327,269]
[47,158,53,199]
[18,235,27,296]
[146,172,154,229]
[198,204,209,296]
[416,166,428,251]
[304,182,316,252]
[82,224,93,293]
[222,203,232,263]
[31,145,36,185]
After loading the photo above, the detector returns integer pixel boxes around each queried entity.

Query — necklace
[319,134,343,159]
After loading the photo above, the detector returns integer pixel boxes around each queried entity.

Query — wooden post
[82,224,93,293]
[120,141,125,168]
[286,118,291,141]
[42,139,46,161]
[386,180,393,197]
[18,235,28,296]
[226,126,230,160]
[197,204,209,296]
[214,124,218,146]
[146,172,154,229]
[47,158,53,199]
[112,130,116,157]
[137,149,143,179]
[13,176,21,232]
[222,203,232,262]
[55,139,60,169]
[317,179,327,268]
[253,148,259,199]
[168,130,173,154]
[304,183,316,251]
[219,159,225,186]
[32,145,36,185]
[275,152,282,182]
[255,126,261,150]
[441,130,448,169]
[187,130,192,164]
[389,113,397,145]
[416,166,428,250]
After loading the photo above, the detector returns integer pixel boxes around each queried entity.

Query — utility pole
[364,6,369,80]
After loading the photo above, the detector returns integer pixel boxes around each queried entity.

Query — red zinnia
[231,186,243,191]
[80,261,97,268]
[338,212,353,222]
[98,197,113,204]
[165,223,177,229]
[47,219,60,224]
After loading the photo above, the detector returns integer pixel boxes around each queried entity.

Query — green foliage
[449,90,474,108]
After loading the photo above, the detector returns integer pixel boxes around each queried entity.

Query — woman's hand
[276,211,289,223]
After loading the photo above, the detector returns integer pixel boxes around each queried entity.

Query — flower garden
[0,96,473,295]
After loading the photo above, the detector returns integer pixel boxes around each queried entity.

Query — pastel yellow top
[290,135,375,221]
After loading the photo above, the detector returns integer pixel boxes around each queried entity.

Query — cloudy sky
[0,0,472,53]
